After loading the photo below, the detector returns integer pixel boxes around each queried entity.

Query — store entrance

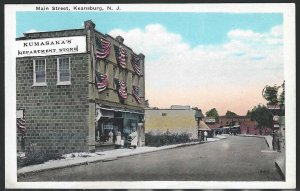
[96,117,124,145]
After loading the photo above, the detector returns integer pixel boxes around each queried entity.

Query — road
[19,136,282,181]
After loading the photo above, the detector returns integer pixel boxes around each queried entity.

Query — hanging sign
[16,109,24,118]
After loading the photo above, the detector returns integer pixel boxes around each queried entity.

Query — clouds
[110,24,189,58]
[109,23,283,114]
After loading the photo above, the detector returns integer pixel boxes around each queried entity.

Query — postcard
[5,3,296,189]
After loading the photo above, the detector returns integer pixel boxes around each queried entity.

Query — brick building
[16,20,146,155]
[205,116,272,135]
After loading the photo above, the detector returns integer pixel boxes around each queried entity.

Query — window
[132,73,136,85]
[104,62,109,74]
[119,69,123,81]
[137,76,140,87]
[162,113,167,116]
[113,66,118,78]
[33,59,46,86]
[57,57,71,85]
[124,71,128,83]
[113,66,118,89]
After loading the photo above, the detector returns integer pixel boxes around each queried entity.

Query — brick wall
[16,52,90,155]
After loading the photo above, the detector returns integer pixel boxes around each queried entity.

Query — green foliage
[246,110,251,117]
[225,110,237,117]
[279,81,285,105]
[248,104,272,131]
[206,108,219,117]
[18,150,64,168]
[263,85,280,105]
[145,131,191,147]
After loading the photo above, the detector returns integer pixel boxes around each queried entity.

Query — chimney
[138,53,145,60]
[116,35,124,44]
[84,20,95,30]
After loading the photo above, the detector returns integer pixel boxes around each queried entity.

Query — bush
[17,150,64,168]
[145,131,191,147]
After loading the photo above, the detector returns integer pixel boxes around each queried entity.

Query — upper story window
[124,71,128,83]
[137,76,140,87]
[113,66,118,89]
[104,62,109,74]
[57,57,71,85]
[33,59,47,86]
[132,73,136,85]
[113,66,118,79]
[119,69,124,81]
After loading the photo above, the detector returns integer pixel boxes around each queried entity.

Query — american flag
[17,118,26,134]
[132,86,142,104]
[131,54,142,76]
[115,79,128,99]
[95,37,111,59]
[114,45,127,68]
[95,71,109,92]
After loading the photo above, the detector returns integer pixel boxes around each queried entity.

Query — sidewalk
[238,134,273,150]
[275,151,285,180]
[18,136,226,176]
[238,133,285,179]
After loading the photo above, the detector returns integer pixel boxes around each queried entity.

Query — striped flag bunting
[17,118,26,134]
[95,71,109,92]
[114,45,127,69]
[115,79,128,99]
[131,54,142,76]
[95,37,111,59]
[132,86,142,104]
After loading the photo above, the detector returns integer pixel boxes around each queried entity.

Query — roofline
[16,28,85,39]
[100,32,134,53]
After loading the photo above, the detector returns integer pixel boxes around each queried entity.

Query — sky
[16,12,284,115]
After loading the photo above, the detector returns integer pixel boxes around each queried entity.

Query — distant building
[170,105,191,110]
[145,106,210,139]
[16,20,146,155]
[205,116,272,135]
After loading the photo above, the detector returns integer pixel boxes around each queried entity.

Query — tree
[246,110,251,117]
[225,110,237,117]
[279,81,285,105]
[206,108,219,117]
[262,85,280,105]
[248,104,273,135]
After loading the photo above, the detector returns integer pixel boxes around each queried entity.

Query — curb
[17,142,201,176]
[275,161,285,180]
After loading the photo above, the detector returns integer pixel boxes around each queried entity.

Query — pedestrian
[276,131,281,152]
[129,129,138,149]
[204,131,208,141]
[115,129,122,149]
[108,130,113,143]
[199,130,202,143]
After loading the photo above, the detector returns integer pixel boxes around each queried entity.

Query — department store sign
[16,36,87,57]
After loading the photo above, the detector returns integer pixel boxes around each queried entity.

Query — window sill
[32,83,47,87]
[56,81,72,86]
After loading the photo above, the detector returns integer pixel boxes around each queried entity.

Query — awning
[96,104,144,115]
[198,121,211,131]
